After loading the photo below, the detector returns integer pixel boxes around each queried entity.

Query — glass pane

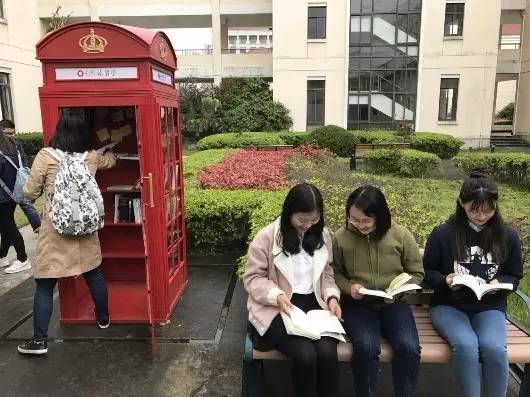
[373,14,396,45]
[351,0,361,13]
[317,18,326,39]
[374,0,397,13]
[362,0,373,13]
[309,6,326,18]
[308,18,317,38]
[372,45,395,57]
[359,58,371,70]
[398,0,409,12]
[372,71,394,92]
[409,0,421,11]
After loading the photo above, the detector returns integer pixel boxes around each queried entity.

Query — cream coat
[243,219,341,336]
[23,149,116,278]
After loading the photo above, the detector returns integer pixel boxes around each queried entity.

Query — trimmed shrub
[410,132,463,159]
[307,125,359,157]
[364,148,441,177]
[453,152,530,188]
[350,130,403,144]
[196,132,284,150]
[396,149,442,177]
[279,131,310,146]
[12,132,43,156]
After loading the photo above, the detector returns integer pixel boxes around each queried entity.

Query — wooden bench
[350,142,411,170]
[243,144,294,151]
[242,290,530,396]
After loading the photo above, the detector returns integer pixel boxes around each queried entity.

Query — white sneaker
[0,257,12,268]
[5,259,32,274]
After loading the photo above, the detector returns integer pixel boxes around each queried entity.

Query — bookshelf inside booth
[59,105,148,322]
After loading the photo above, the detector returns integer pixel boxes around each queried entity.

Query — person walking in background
[0,119,41,233]
[0,120,32,274]
[17,114,117,355]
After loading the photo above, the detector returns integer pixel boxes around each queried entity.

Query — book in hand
[451,274,513,300]
[281,306,346,342]
[359,272,422,300]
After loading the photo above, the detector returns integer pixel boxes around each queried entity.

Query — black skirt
[251,293,321,351]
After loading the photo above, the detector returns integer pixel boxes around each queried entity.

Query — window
[228,36,236,45]
[308,6,327,40]
[307,80,325,126]
[249,35,257,44]
[238,35,247,44]
[438,77,459,121]
[444,2,465,37]
[0,73,14,122]
[0,0,4,19]
[259,35,267,44]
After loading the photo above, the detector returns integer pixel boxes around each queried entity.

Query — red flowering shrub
[198,145,330,189]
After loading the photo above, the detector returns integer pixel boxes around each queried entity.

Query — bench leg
[520,364,530,397]
[349,156,357,171]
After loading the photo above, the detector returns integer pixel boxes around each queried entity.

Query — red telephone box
[36,22,187,324]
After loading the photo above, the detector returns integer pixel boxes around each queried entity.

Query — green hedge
[307,125,359,157]
[349,130,403,144]
[453,152,530,188]
[279,131,310,146]
[196,132,285,150]
[364,148,441,177]
[13,132,43,156]
[409,133,463,159]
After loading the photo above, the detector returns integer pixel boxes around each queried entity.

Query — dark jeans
[342,297,421,397]
[253,293,338,397]
[19,201,41,231]
[0,203,27,261]
[33,266,109,341]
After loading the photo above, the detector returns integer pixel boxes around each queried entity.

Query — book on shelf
[116,153,139,161]
[107,185,136,192]
[359,272,422,300]
[451,274,513,300]
[113,194,141,223]
[281,306,346,342]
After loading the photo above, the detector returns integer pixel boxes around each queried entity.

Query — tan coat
[243,219,341,336]
[23,149,116,279]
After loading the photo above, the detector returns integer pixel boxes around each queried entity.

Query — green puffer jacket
[331,223,424,295]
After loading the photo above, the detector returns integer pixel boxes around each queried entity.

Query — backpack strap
[43,147,64,162]
[0,175,16,202]
[0,150,20,171]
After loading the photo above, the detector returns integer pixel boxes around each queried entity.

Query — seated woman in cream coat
[244,183,342,397]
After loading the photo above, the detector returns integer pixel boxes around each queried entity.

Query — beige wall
[515,1,530,141]
[272,0,348,131]
[417,0,501,147]
[0,0,43,132]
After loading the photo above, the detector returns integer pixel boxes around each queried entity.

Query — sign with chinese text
[151,69,173,86]
[55,67,138,81]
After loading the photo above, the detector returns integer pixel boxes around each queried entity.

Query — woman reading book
[423,169,523,397]
[331,185,424,397]
[243,183,342,397]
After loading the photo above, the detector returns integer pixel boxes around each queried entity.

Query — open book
[451,274,513,300]
[281,306,346,342]
[359,272,421,300]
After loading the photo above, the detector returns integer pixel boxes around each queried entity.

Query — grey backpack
[44,148,104,235]
[0,149,30,203]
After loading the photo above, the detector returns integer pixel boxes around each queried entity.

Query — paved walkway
[0,225,36,296]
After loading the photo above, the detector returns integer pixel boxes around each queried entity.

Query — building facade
[1,0,529,146]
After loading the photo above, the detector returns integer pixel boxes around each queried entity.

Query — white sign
[152,69,173,86]
[55,67,138,81]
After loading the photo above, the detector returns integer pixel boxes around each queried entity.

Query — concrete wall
[272,0,348,131]
[0,0,43,132]
[417,0,501,147]
[515,1,530,141]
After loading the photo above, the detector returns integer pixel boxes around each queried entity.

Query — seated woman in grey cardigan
[243,183,342,397]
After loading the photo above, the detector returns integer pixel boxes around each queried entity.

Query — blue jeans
[342,298,421,397]
[431,305,508,397]
[33,266,109,341]
[19,201,41,231]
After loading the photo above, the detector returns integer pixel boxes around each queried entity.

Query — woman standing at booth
[423,169,523,397]
[244,183,342,397]
[17,114,117,355]
[332,185,424,397]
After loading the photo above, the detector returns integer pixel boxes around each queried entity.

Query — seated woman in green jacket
[332,185,424,397]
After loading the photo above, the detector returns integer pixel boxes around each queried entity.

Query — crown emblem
[159,42,168,60]
[79,28,108,53]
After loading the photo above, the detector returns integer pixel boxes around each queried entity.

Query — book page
[359,287,393,300]
[388,283,422,296]
[306,310,346,335]
[281,307,320,339]
[387,273,412,292]
[478,282,513,299]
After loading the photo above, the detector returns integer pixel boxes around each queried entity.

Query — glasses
[348,217,374,226]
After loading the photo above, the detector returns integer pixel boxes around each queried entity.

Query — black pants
[0,203,27,261]
[342,297,421,397]
[253,293,338,397]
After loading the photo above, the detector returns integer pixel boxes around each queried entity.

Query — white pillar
[212,0,222,84]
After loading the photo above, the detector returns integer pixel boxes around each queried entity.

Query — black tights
[265,293,338,397]
[0,203,27,261]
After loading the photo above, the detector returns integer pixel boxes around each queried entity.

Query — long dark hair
[451,168,507,262]
[0,120,17,156]
[279,183,325,256]
[346,185,391,241]
[49,114,92,153]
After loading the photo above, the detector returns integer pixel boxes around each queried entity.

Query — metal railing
[174,48,213,56]
[221,47,273,55]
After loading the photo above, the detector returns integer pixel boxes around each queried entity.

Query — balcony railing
[221,47,273,55]
[174,48,213,56]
